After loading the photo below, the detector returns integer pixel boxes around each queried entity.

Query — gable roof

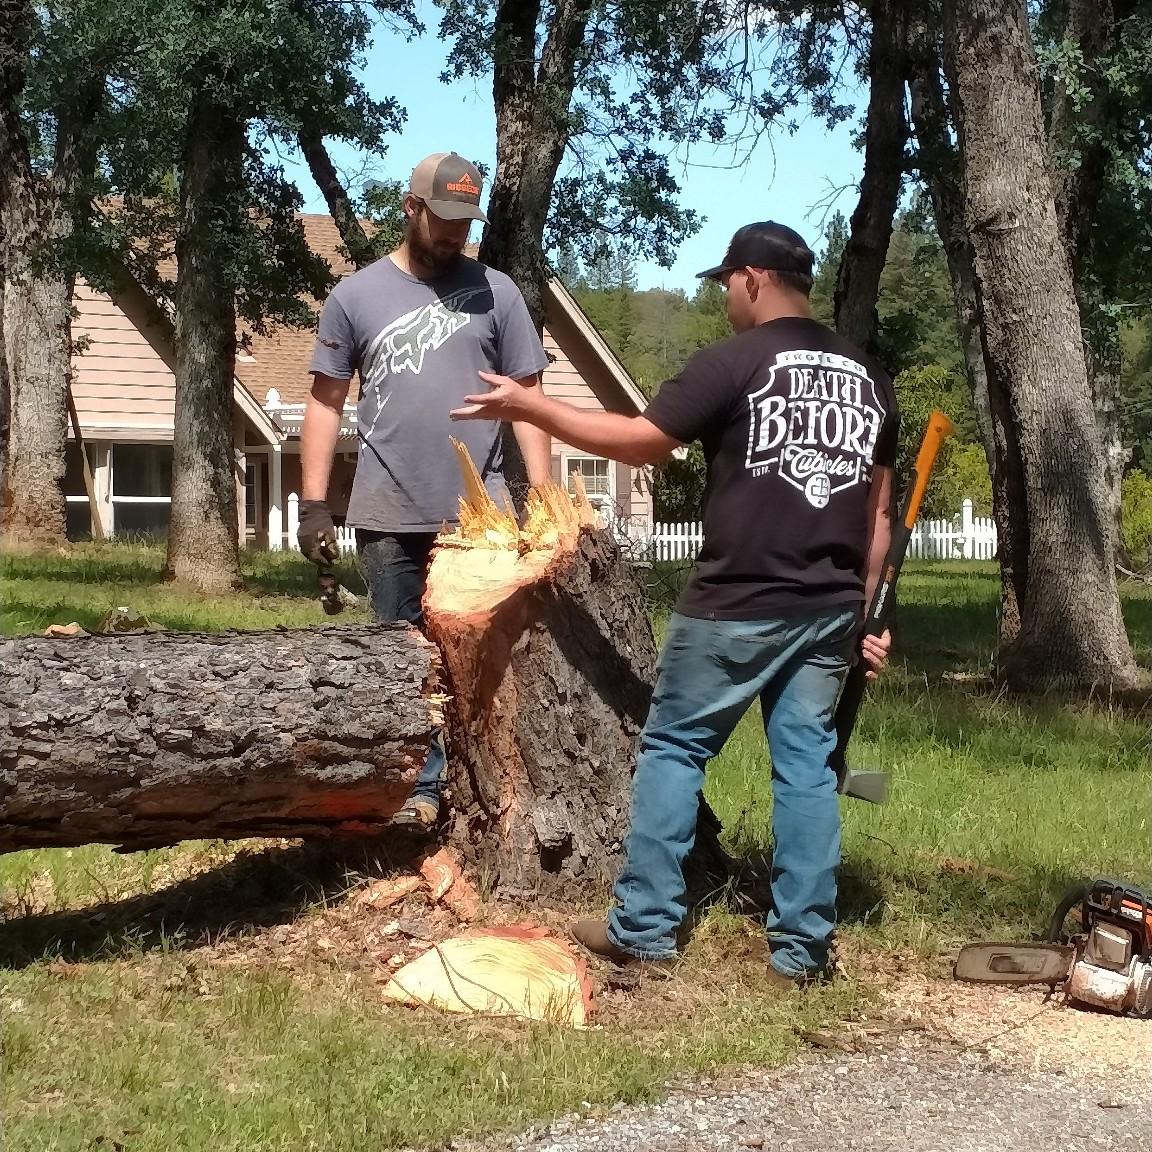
[84,259,282,446]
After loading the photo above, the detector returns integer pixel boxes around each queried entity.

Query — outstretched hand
[450,372,542,422]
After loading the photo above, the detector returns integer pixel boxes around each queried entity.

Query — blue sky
[277,7,865,295]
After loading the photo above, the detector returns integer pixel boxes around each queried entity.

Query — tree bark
[0,626,443,853]
[478,0,595,511]
[0,239,9,497]
[164,91,245,591]
[943,0,1139,689]
[426,524,652,899]
[1048,0,1133,562]
[834,0,908,351]
[0,3,94,548]
[908,23,1025,639]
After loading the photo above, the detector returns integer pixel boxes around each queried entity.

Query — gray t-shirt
[308,255,549,533]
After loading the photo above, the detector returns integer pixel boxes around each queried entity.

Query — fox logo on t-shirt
[746,349,887,508]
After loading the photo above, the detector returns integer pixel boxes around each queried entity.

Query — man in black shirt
[452,222,898,987]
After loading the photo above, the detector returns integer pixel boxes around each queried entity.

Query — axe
[831,410,955,804]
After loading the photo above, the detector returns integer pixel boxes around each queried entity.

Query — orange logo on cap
[446,172,479,197]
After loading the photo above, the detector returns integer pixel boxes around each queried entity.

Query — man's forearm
[300,397,342,502]
[512,420,552,487]
[521,396,660,467]
[863,515,892,610]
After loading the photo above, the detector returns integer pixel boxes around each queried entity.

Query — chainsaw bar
[953,942,1074,986]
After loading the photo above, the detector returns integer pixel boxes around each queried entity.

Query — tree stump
[424,446,656,900]
[0,625,443,852]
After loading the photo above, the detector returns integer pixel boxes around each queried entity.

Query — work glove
[297,499,338,566]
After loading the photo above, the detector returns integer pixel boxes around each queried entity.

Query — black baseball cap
[697,221,815,281]
[409,152,489,223]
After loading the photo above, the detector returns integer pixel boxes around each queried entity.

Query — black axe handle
[830,410,955,796]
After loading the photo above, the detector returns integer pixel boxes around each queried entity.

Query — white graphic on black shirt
[360,286,487,436]
[746,349,886,508]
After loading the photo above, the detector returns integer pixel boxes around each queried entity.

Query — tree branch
[297,124,375,270]
[833,0,908,349]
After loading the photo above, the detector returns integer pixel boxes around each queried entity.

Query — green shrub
[1121,469,1152,568]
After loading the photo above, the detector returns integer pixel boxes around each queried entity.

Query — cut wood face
[426,548,554,618]
[426,438,601,617]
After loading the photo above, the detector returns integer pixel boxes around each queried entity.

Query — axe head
[837,766,889,805]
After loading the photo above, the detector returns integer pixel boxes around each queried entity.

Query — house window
[110,443,172,539]
[564,455,612,499]
[112,444,172,498]
[245,460,264,535]
[63,443,96,540]
[63,442,95,497]
[563,454,615,527]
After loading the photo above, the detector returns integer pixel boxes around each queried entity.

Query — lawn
[2,545,1150,1151]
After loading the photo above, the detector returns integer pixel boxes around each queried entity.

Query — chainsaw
[954,877,1152,1016]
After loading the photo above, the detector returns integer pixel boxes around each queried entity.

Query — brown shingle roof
[233,215,363,406]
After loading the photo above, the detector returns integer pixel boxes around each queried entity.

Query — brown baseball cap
[409,152,489,223]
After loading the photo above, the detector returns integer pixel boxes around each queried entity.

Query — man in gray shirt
[298,151,551,829]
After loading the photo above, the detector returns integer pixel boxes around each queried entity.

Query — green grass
[1,954,856,1152]
[0,541,371,634]
[2,547,1151,1149]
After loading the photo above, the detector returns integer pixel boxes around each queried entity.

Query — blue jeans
[608,607,858,977]
[357,531,445,802]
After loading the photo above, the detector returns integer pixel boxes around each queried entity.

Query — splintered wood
[427,439,600,618]
[443,436,599,554]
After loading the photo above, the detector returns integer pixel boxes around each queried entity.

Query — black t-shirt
[645,317,899,620]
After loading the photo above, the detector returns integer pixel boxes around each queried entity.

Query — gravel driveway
[458,980,1151,1152]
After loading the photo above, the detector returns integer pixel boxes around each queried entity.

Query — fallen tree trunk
[0,625,443,852]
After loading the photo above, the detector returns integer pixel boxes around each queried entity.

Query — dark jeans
[357,530,445,801]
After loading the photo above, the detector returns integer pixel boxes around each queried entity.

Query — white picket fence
[647,499,997,563]
[284,492,997,563]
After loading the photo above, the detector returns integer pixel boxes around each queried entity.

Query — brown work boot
[390,796,439,833]
[569,919,676,968]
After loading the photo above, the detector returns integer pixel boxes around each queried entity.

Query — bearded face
[405,200,471,277]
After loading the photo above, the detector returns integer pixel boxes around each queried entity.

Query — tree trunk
[834,0,908,350]
[0,240,9,499]
[419,454,736,902]
[1048,0,1133,563]
[477,0,595,511]
[0,626,443,853]
[943,0,1139,689]
[0,4,69,548]
[165,92,245,591]
[908,25,1025,638]
[424,487,650,899]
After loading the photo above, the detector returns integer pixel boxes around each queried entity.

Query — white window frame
[560,452,617,529]
[560,453,615,503]
[244,458,265,534]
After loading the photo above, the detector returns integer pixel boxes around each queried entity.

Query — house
[65,216,656,549]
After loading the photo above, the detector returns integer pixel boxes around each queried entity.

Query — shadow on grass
[679,840,888,950]
[0,836,431,969]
